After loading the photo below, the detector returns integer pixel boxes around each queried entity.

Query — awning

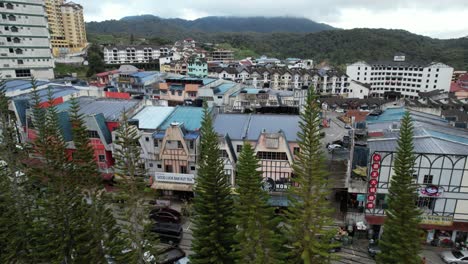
[151,181,193,192]
[365,215,468,232]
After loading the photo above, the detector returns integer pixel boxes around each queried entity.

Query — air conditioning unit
[3,64,9,67]
[0,53,7,56]
[0,42,4,45]
[5,75,12,78]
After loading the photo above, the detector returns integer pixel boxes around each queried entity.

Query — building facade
[210,49,234,63]
[0,0,55,79]
[347,54,454,100]
[45,0,86,56]
[187,56,207,77]
[104,46,169,65]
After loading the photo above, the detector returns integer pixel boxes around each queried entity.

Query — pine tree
[232,141,284,264]
[113,110,158,264]
[191,103,235,264]
[68,95,128,262]
[377,112,422,264]
[286,87,336,264]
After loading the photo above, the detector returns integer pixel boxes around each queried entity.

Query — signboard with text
[419,215,453,226]
[154,172,195,184]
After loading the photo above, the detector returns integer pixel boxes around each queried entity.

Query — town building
[45,0,87,56]
[346,54,454,100]
[209,49,234,63]
[346,107,468,244]
[187,56,208,78]
[0,0,55,79]
[126,105,205,194]
[104,46,170,65]
[213,113,302,204]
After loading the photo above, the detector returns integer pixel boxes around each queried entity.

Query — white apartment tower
[0,0,55,79]
[346,54,453,99]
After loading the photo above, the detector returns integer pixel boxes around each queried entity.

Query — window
[180,166,187,174]
[0,3,4,7]
[149,163,153,168]
[219,149,229,158]
[87,130,99,138]
[6,3,13,9]
[189,140,194,149]
[8,48,13,53]
[177,141,183,149]
[8,15,15,21]
[416,197,435,210]
[423,175,433,184]
[13,37,20,43]
[154,140,159,147]
[15,48,22,54]
[17,59,23,64]
[165,165,173,173]
[1,14,6,19]
[256,151,288,160]
[4,26,8,31]
[293,147,300,155]
[145,137,149,142]
[157,164,162,169]
[98,155,106,162]
[190,166,196,171]
[236,145,243,152]
[6,37,11,42]
[15,69,31,77]
[11,26,18,32]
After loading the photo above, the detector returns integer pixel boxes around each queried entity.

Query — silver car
[440,250,468,264]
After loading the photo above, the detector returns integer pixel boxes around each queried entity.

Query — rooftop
[213,83,236,95]
[159,106,205,131]
[131,106,175,130]
[4,80,50,93]
[213,114,301,141]
[56,97,140,121]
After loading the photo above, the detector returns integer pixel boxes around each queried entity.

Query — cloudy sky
[73,0,468,39]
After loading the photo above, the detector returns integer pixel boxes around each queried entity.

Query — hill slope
[86,16,468,69]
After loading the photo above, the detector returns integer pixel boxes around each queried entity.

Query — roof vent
[170,122,181,127]
[390,122,400,131]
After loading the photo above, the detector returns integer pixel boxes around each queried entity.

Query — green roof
[159,106,205,131]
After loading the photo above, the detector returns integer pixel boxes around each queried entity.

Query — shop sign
[371,171,379,178]
[154,172,195,184]
[369,179,378,186]
[419,215,453,226]
[262,178,290,192]
[419,185,445,197]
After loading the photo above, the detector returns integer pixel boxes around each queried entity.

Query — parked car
[149,207,182,224]
[440,250,468,263]
[151,222,183,245]
[368,240,381,258]
[158,246,186,264]
[327,144,342,152]
[344,124,352,129]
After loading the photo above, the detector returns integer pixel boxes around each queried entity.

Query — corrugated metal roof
[159,106,205,131]
[368,137,468,155]
[213,83,235,95]
[5,80,49,92]
[213,114,301,142]
[56,98,139,121]
[132,106,175,130]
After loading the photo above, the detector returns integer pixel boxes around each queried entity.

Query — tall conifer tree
[191,103,235,264]
[377,112,422,264]
[232,142,284,264]
[286,87,336,264]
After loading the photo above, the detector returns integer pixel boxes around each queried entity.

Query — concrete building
[210,49,234,63]
[347,54,454,100]
[45,0,87,56]
[104,46,170,65]
[0,0,55,79]
[187,56,208,78]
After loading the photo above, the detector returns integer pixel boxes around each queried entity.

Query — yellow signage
[419,215,453,226]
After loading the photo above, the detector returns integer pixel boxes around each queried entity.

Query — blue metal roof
[159,106,205,131]
[153,131,165,139]
[132,106,175,130]
[213,83,236,95]
[202,78,217,85]
[130,71,158,78]
[213,114,301,142]
[366,107,406,123]
[184,132,200,140]
[425,130,468,144]
[4,79,49,92]
[12,86,79,103]
[55,97,139,121]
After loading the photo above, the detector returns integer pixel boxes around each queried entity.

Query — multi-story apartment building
[104,46,170,65]
[209,49,234,63]
[347,54,454,100]
[0,0,54,79]
[45,0,86,56]
[187,56,208,78]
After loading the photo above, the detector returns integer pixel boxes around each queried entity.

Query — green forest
[87,17,468,70]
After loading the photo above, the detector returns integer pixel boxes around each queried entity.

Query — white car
[336,108,345,113]
[440,250,468,263]
[327,144,342,151]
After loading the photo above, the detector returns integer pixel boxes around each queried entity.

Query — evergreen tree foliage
[113,111,158,264]
[286,87,336,264]
[232,141,284,264]
[377,112,422,264]
[191,103,235,264]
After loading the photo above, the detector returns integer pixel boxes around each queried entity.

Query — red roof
[451,82,468,92]
[96,70,119,77]
[459,73,468,82]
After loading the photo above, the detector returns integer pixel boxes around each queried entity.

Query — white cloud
[73,0,468,38]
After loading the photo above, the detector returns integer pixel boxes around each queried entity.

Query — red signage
[371,171,379,178]
[369,179,378,186]
[372,154,382,162]
[369,187,377,194]
[366,202,375,209]
[367,195,376,202]
[372,163,380,170]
